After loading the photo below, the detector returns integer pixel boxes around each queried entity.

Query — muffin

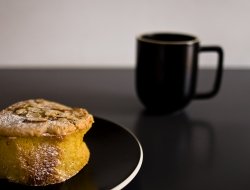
[0,99,94,186]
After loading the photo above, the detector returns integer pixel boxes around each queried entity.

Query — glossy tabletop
[0,69,250,190]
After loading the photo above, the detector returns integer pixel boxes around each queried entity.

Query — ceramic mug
[136,32,223,113]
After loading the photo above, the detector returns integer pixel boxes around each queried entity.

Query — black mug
[136,32,223,113]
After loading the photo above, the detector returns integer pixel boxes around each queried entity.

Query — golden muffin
[0,99,94,186]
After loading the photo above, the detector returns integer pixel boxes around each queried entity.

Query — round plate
[0,117,143,190]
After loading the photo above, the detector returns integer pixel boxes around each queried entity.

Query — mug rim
[137,32,200,45]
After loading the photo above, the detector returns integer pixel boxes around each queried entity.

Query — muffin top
[0,99,94,137]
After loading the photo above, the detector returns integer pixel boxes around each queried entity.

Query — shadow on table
[128,111,216,190]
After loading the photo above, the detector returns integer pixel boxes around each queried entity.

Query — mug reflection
[134,111,215,190]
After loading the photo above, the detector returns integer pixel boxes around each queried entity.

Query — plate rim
[93,116,143,190]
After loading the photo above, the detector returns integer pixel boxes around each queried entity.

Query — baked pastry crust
[0,99,93,137]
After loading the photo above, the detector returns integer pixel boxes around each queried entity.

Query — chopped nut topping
[7,99,87,125]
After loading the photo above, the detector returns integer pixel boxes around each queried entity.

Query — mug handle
[194,46,224,99]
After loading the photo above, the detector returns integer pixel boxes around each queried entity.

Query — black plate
[0,117,143,190]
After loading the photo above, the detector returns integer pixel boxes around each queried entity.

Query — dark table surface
[0,69,250,190]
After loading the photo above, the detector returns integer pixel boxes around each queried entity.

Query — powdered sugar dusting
[0,111,25,126]
[17,143,60,186]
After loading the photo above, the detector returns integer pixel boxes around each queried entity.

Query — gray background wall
[0,0,249,68]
